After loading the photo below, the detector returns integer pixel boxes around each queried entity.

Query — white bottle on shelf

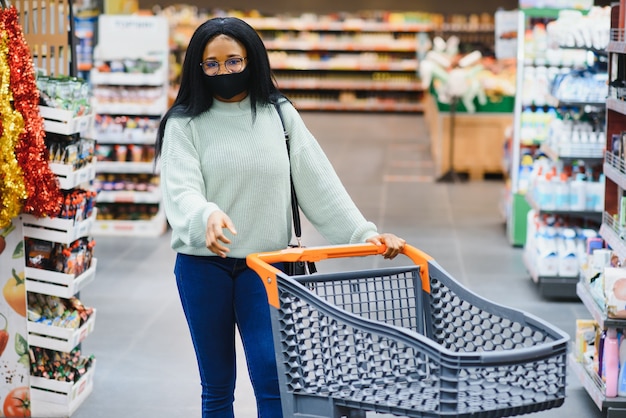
[553,171,570,211]
[569,173,587,211]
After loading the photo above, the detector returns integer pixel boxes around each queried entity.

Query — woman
[155,16,406,418]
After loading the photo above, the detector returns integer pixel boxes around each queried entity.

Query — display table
[423,93,513,181]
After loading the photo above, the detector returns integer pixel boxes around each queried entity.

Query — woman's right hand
[206,211,237,258]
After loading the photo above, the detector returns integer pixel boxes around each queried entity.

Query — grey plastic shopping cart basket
[247,244,569,418]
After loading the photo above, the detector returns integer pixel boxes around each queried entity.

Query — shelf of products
[242,17,434,113]
[162,8,502,113]
[26,80,98,417]
[572,4,626,417]
[0,1,99,415]
[90,14,169,237]
[163,8,445,113]
[573,278,626,416]
[572,228,626,416]
[505,6,610,298]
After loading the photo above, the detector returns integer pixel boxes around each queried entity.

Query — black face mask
[206,66,251,100]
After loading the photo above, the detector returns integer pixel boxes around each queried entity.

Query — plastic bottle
[599,329,606,379]
[570,173,587,211]
[586,174,605,212]
[618,336,626,397]
[554,172,570,211]
[520,107,535,143]
[542,169,556,210]
[604,328,619,398]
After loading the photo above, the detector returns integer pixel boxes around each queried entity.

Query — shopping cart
[246,244,569,418]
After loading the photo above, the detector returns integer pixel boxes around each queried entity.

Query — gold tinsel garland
[0,15,27,229]
[0,6,62,229]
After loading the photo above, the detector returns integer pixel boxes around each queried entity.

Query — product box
[604,267,626,318]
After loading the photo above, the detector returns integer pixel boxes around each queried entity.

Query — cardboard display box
[424,93,513,180]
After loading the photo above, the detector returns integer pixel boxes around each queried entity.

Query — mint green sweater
[160,96,378,258]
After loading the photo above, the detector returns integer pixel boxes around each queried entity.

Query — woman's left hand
[366,233,406,259]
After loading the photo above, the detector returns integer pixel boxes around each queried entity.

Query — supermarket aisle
[74,112,600,418]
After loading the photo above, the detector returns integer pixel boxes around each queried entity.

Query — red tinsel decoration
[2,6,62,217]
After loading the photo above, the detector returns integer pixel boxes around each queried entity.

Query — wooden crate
[424,93,513,181]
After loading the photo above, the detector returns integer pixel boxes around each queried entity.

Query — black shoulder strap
[274,103,302,242]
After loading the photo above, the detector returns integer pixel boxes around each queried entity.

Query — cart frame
[247,244,569,418]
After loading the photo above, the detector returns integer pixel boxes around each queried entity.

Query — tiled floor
[73,112,602,418]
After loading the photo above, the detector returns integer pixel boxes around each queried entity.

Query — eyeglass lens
[201,57,245,76]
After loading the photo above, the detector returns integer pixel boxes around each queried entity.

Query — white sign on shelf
[95,15,169,60]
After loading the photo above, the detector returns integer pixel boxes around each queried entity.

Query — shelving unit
[23,103,97,418]
[508,7,594,247]
[573,4,626,416]
[164,10,438,113]
[522,115,605,298]
[247,17,433,112]
[3,0,100,415]
[90,14,168,237]
[505,6,610,298]
[573,282,626,416]
[163,10,503,113]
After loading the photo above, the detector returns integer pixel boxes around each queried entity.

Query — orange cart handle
[246,243,432,308]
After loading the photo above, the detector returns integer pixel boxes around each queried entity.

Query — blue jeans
[174,254,283,418]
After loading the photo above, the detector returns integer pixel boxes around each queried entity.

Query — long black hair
[155,17,282,160]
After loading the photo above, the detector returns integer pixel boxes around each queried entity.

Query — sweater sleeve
[278,102,379,244]
[160,117,220,248]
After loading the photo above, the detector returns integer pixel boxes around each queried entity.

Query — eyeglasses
[200,57,247,76]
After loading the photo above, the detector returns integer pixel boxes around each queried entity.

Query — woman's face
[202,34,249,102]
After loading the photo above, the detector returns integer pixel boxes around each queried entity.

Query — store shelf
[95,161,155,174]
[577,279,626,328]
[90,67,168,86]
[97,189,161,204]
[94,131,158,145]
[21,211,97,245]
[91,95,167,116]
[241,17,434,33]
[39,106,93,136]
[569,353,626,411]
[270,59,419,72]
[600,216,626,261]
[50,162,97,190]
[263,40,418,52]
[525,193,603,220]
[574,281,626,415]
[30,360,96,416]
[28,309,97,352]
[91,14,168,237]
[25,259,98,299]
[575,5,626,414]
[522,248,579,298]
[277,79,423,92]
[93,209,167,237]
[292,99,424,112]
[202,15,434,113]
[540,142,604,162]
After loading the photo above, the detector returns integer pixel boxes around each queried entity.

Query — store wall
[142,0,615,15]
[142,0,519,14]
